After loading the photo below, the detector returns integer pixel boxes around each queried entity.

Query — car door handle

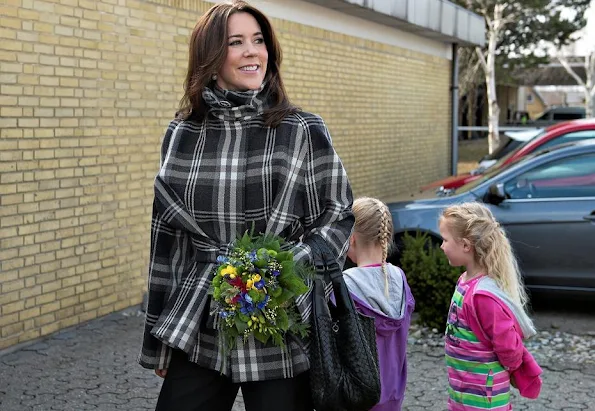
[583,212,595,222]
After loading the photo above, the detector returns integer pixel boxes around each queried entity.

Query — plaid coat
[139,84,354,382]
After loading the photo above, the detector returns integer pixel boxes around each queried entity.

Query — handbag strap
[310,236,358,316]
[310,236,342,282]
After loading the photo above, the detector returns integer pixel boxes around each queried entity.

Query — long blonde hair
[440,202,529,308]
[352,197,394,297]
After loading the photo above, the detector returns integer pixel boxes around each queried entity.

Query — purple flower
[272,270,280,277]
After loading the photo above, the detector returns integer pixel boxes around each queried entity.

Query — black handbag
[308,236,381,411]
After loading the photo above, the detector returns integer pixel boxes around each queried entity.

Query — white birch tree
[454,0,590,153]
[474,3,513,154]
[557,50,595,118]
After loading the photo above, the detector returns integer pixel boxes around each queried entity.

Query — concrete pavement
[1,307,594,410]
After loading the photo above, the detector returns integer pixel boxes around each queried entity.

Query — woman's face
[216,12,268,91]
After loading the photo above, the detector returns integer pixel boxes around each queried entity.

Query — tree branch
[557,55,586,88]
[476,47,488,73]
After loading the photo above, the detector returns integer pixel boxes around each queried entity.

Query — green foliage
[453,0,591,103]
[453,0,590,70]
[400,231,463,333]
[209,231,311,358]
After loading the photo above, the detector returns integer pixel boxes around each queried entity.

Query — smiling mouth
[239,65,259,72]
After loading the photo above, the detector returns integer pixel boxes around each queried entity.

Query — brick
[19,285,42,300]
[1,322,24,338]
[18,307,40,321]
[0,236,24,249]
[2,278,25,294]
[40,301,60,315]
[2,300,25,316]
[40,322,61,336]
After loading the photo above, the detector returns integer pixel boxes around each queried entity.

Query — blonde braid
[352,197,395,299]
[376,199,391,298]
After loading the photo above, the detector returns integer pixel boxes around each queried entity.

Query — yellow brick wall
[0,0,451,349]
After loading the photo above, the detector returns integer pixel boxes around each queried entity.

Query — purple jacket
[344,265,415,411]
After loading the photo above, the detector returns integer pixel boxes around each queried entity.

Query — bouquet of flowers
[210,231,312,352]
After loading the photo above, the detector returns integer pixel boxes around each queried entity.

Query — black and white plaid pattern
[139,85,354,382]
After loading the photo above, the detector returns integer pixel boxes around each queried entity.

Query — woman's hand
[155,369,167,378]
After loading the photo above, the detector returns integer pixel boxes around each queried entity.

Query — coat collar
[202,82,268,121]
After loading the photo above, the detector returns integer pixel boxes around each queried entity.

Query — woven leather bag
[309,236,381,411]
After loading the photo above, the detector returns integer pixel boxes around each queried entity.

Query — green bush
[400,231,463,332]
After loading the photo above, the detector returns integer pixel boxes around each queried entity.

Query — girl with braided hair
[439,202,542,410]
[343,197,415,411]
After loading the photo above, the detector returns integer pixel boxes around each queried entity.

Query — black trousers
[155,349,313,411]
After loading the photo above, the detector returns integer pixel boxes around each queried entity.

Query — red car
[423,119,595,191]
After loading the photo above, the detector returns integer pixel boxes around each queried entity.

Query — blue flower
[220,310,233,318]
[257,295,270,310]
[239,293,255,315]
[217,255,229,264]
[249,250,258,262]
[254,279,265,290]
[272,270,280,277]
[240,304,254,315]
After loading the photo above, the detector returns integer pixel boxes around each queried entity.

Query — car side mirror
[485,183,506,205]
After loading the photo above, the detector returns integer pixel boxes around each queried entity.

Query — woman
[138,1,354,410]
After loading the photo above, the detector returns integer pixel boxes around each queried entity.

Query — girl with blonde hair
[439,202,542,410]
[344,197,415,411]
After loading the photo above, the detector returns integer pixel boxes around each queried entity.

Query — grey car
[388,140,595,294]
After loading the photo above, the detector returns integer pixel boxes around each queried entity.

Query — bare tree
[557,50,595,118]
[455,2,516,153]
[454,0,590,153]
[474,3,513,154]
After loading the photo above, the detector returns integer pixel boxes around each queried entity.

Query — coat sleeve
[291,114,354,267]
[138,120,180,370]
[473,293,524,371]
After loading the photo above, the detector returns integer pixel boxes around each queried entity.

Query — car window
[482,137,517,161]
[538,130,595,150]
[455,153,537,194]
[504,153,595,199]
[552,112,584,120]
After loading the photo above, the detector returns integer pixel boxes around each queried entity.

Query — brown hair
[440,202,529,309]
[352,197,394,297]
[177,0,297,126]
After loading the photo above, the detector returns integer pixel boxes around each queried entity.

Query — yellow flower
[252,274,261,282]
[221,265,237,278]
[246,279,254,290]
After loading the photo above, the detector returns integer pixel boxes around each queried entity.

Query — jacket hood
[344,265,414,333]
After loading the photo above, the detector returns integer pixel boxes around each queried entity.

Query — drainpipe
[451,43,459,176]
